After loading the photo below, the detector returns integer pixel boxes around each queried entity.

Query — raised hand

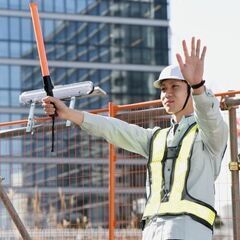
[176,37,206,87]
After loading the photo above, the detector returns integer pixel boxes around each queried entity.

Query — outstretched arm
[42,96,154,158]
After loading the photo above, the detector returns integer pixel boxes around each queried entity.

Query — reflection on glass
[22,42,32,58]
[0,141,10,156]
[9,0,19,9]
[55,0,65,13]
[0,114,10,122]
[0,65,9,88]
[11,114,21,121]
[10,66,21,88]
[43,20,55,38]
[21,18,32,41]
[0,0,8,8]
[0,90,9,106]
[99,1,109,15]
[43,0,54,12]
[10,17,20,40]
[0,17,9,40]
[11,90,20,106]
[10,42,21,57]
[66,0,76,13]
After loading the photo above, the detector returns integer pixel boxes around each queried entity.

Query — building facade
[0,0,169,230]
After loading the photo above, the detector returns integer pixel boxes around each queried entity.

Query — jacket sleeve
[193,88,228,175]
[80,111,156,158]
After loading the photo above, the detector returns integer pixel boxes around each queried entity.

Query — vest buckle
[229,161,240,171]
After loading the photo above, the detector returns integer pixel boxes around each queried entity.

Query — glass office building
[0,0,169,230]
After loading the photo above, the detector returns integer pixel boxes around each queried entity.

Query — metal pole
[108,102,117,240]
[228,107,240,240]
[0,177,32,240]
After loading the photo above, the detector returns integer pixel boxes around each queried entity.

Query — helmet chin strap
[173,83,191,115]
[181,84,191,111]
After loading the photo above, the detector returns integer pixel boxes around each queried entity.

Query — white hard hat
[153,65,185,88]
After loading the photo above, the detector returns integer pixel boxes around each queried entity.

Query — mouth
[165,100,174,105]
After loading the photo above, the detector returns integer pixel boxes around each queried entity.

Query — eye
[173,84,179,89]
[160,87,166,92]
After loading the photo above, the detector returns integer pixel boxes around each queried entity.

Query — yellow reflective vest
[142,123,216,230]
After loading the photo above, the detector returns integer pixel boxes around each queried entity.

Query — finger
[45,110,55,116]
[43,105,55,111]
[182,40,189,58]
[42,102,54,108]
[200,46,207,61]
[42,96,51,104]
[196,39,201,58]
[42,96,55,104]
[191,37,196,56]
[44,105,56,113]
[176,53,184,70]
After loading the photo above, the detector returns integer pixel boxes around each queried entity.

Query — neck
[172,108,193,123]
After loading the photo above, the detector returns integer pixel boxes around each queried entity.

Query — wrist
[190,80,205,89]
[192,85,205,95]
[65,108,84,125]
[62,107,74,120]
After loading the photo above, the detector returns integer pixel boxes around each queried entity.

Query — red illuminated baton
[29,2,53,95]
[29,2,55,152]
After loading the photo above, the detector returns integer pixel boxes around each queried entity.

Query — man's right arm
[42,96,155,158]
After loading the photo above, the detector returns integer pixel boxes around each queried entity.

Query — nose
[161,89,173,99]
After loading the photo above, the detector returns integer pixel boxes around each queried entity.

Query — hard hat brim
[153,77,185,88]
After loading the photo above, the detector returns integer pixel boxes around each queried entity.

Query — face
[160,79,189,114]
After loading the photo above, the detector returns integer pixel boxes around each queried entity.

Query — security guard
[42,37,228,239]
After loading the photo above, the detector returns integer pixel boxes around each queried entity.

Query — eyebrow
[161,82,180,87]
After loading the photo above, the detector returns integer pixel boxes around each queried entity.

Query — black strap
[191,80,205,89]
[181,84,191,111]
[51,116,55,152]
[43,76,55,152]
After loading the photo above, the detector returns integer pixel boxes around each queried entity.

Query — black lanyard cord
[51,115,55,152]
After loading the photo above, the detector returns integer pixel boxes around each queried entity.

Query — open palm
[176,37,206,86]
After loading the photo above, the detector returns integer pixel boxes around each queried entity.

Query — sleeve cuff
[192,87,218,112]
[80,111,95,128]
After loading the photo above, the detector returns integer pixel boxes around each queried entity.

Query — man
[42,37,228,240]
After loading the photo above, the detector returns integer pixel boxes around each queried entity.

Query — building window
[0,65,9,88]
[21,18,32,41]
[10,17,20,40]
[9,0,19,9]
[0,17,9,40]
[0,90,9,106]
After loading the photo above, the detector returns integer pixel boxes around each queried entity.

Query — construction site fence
[0,90,239,240]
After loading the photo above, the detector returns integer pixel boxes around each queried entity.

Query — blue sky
[170,0,240,92]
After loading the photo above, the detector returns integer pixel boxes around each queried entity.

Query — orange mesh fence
[113,102,170,240]
[0,91,239,239]
[0,118,110,239]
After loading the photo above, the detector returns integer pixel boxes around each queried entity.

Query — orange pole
[30,2,55,152]
[116,90,240,111]
[215,90,240,97]
[108,102,117,240]
[228,106,240,239]
[29,3,49,76]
